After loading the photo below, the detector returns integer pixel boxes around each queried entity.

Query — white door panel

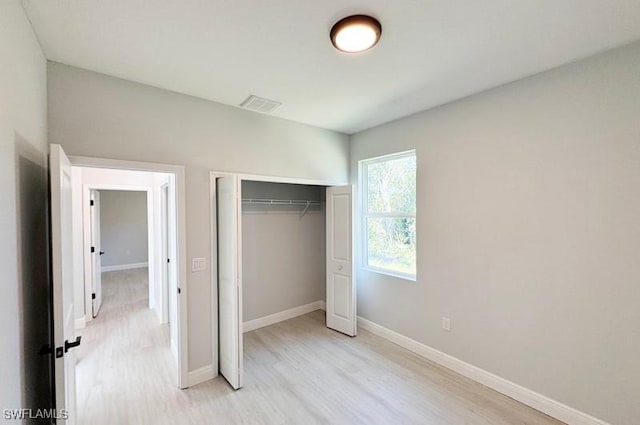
[332,274,351,319]
[217,176,243,390]
[326,186,356,336]
[162,184,178,355]
[90,190,103,317]
[50,144,78,424]
[331,194,351,261]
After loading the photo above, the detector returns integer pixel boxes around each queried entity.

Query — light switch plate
[192,257,206,272]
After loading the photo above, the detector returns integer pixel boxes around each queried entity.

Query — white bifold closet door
[326,185,356,336]
[90,189,103,317]
[217,176,243,390]
[50,144,79,424]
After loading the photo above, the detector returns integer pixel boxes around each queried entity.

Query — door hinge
[38,344,52,356]
[91,246,95,253]
[90,200,94,206]
[92,293,96,300]
[167,258,170,263]
[177,287,181,294]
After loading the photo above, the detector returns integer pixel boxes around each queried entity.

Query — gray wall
[47,63,350,371]
[350,41,640,425]
[242,181,325,322]
[99,190,149,268]
[0,0,49,413]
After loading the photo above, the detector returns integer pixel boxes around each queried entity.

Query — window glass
[366,217,416,275]
[361,151,416,278]
[366,155,416,214]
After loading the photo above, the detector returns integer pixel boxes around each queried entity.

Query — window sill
[361,266,416,282]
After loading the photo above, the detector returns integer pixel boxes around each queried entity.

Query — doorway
[72,168,180,422]
[88,189,149,317]
[48,146,189,424]
[76,171,169,326]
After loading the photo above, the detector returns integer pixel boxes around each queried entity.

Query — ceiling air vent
[239,95,282,114]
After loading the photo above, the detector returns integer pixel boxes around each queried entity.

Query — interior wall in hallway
[99,190,149,268]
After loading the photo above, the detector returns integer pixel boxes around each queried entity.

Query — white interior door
[50,144,79,424]
[326,185,356,336]
[163,184,178,355]
[90,190,103,317]
[217,176,243,390]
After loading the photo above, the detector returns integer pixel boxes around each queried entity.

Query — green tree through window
[361,151,416,278]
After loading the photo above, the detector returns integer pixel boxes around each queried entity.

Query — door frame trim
[70,155,189,389]
[208,171,347,379]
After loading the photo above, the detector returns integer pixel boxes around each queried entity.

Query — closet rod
[241,198,321,205]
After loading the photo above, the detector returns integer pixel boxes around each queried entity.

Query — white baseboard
[74,317,86,329]
[243,301,324,333]
[102,262,148,272]
[319,300,326,311]
[187,364,216,388]
[357,317,609,425]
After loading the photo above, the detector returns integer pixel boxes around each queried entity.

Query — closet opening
[211,172,355,391]
[241,180,327,333]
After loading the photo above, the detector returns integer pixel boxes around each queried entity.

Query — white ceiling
[22,0,640,134]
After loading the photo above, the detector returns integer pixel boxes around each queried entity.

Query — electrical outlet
[442,317,451,332]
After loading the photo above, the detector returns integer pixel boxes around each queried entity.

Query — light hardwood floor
[77,268,564,425]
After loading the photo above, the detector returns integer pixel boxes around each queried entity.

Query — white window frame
[359,150,416,281]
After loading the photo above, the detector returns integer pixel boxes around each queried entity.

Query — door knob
[64,336,82,353]
[99,251,105,255]
[338,265,343,271]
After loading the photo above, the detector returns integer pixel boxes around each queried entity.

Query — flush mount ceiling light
[330,15,382,53]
